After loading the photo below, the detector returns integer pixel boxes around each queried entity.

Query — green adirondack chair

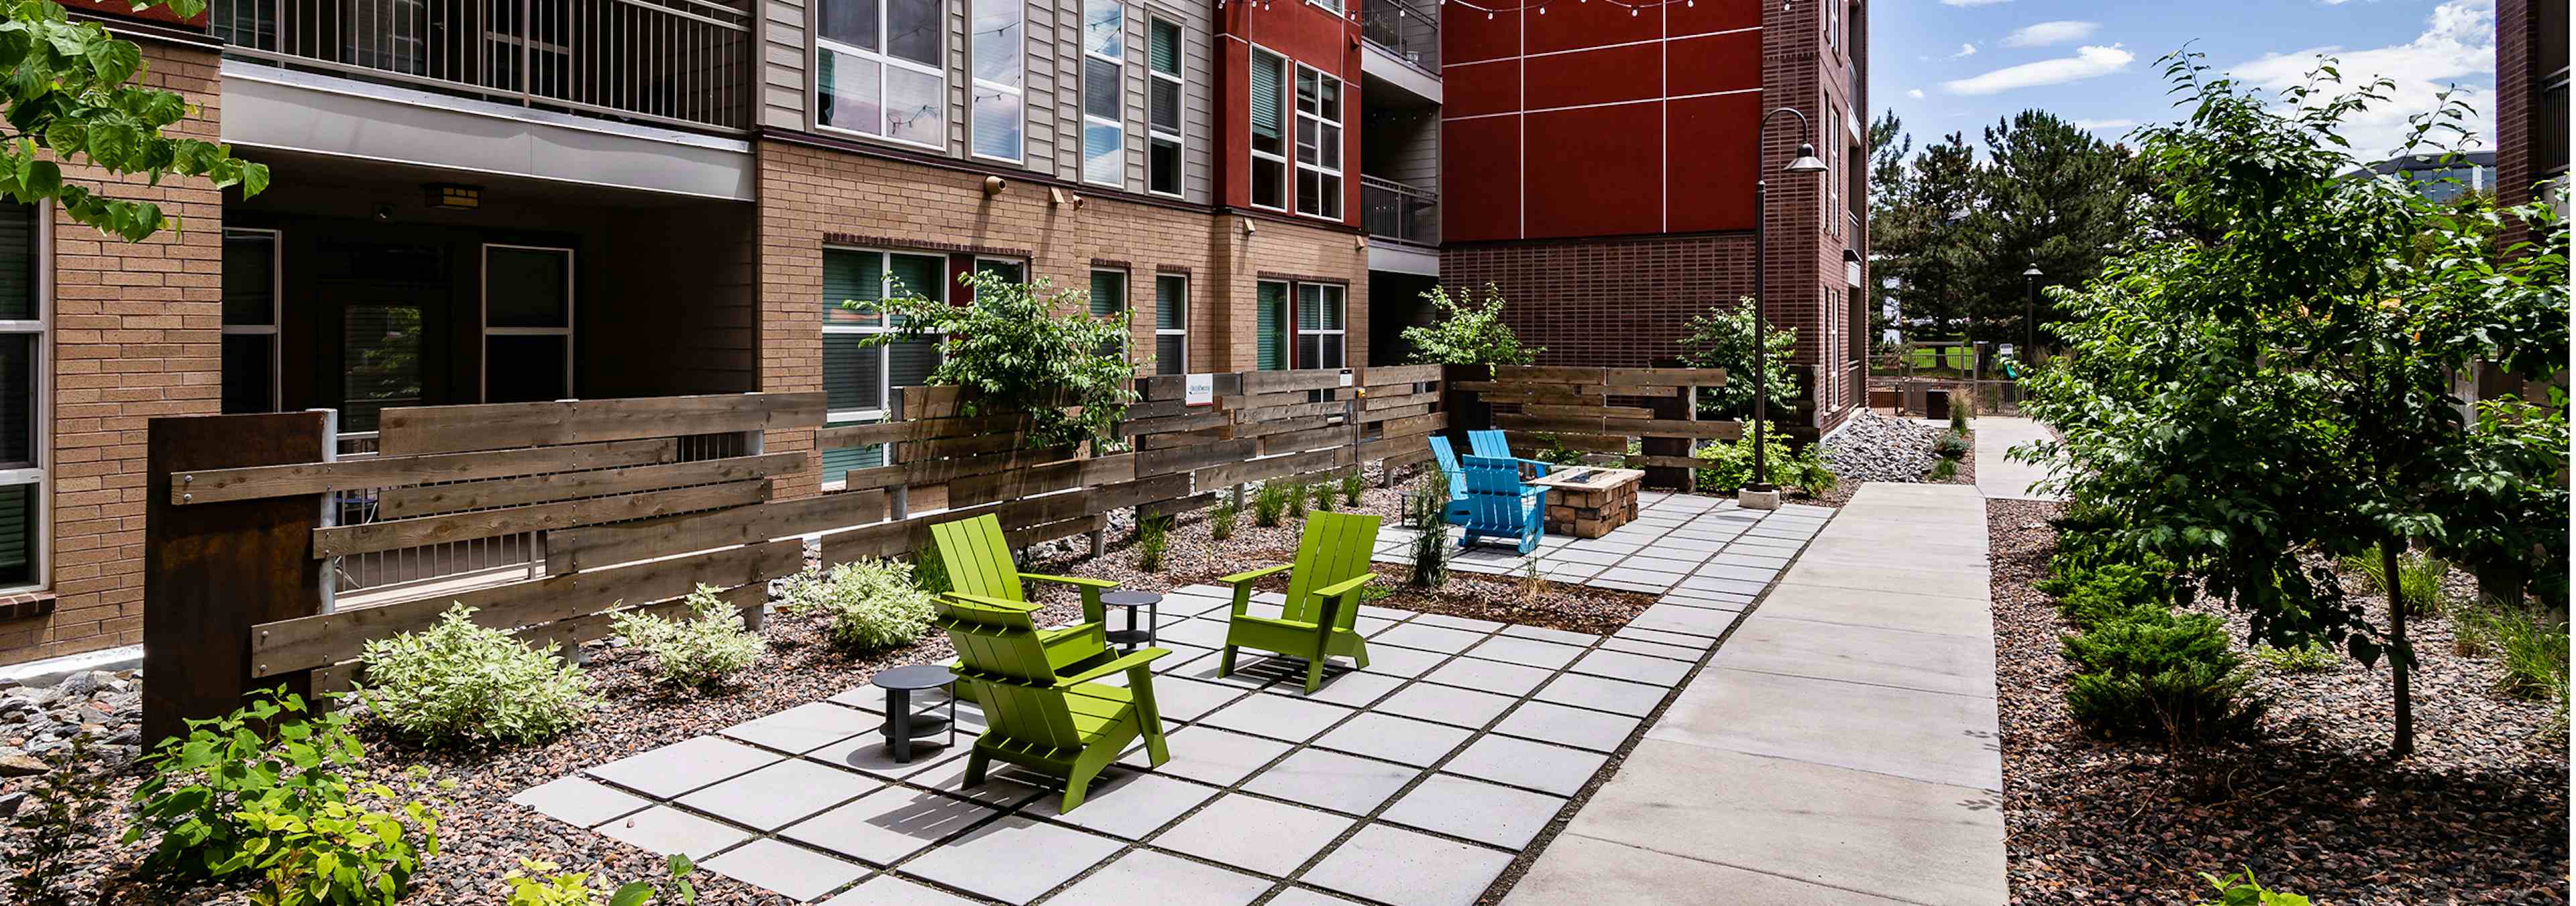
[933,595,1172,813]
[932,513,1120,670]
[1216,511,1381,693]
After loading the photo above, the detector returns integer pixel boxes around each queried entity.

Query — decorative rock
[0,754,46,777]
[0,791,25,818]
[1821,411,1943,484]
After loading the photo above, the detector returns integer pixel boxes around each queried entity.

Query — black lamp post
[2022,264,2043,358]
[1748,107,1829,495]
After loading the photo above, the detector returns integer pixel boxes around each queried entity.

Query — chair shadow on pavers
[1217,511,1382,693]
[932,593,1174,813]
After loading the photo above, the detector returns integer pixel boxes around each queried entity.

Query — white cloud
[2073,118,2139,130]
[2230,0,2494,157]
[1942,45,2136,95]
[1951,43,1979,58]
[1941,0,2011,6]
[1907,89,1927,99]
[2004,21,2099,48]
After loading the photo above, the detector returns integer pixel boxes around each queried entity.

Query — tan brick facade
[755,138,1368,499]
[0,34,225,661]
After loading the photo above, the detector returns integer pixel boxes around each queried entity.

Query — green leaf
[609,883,655,906]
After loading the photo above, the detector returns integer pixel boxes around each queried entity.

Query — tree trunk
[2381,538,2415,759]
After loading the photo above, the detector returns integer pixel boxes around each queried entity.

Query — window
[821,248,948,488]
[970,0,1024,161]
[975,256,1025,285]
[1146,18,1184,197]
[1254,280,1289,369]
[0,203,39,591]
[1089,268,1128,360]
[222,228,281,414]
[1293,64,1343,219]
[1152,273,1186,374]
[1294,283,1345,368]
[482,245,574,404]
[1249,48,1288,210]
[818,0,945,148]
[1082,0,1125,187]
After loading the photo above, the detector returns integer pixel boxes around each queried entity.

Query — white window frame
[479,243,576,403]
[0,203,46,595]
[1249,45,1291,212]
[222,227,282,413]
[1293,282,1345,369]
[1152,272,1187,374]
[1081,0,1126,187]
[969,0,1026,163]
[815,0,948,151]
[1145,16,1185,199]
[1293,62,1344,221]
[822,247,950,480]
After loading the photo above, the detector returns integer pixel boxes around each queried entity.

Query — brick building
[2497,0,2568,252]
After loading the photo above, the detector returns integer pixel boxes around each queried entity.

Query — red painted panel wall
[1218,0,1363,225]
[1523,104,1664,238]
[1442,116,1521,242]
[1440,0,1761,242]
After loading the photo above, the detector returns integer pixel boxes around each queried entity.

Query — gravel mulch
[1989,498,2570,905]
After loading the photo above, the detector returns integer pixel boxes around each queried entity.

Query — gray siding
[762,1,807,130]
[1024,0,1062,167]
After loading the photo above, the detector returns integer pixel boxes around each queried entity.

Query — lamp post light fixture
[1744,107,1829,507]
[2022,264,2043,360]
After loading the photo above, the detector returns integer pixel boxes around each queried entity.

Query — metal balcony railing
[214,0,755,134]
[1361,0,1438,72]
[2541,68,2569,179]
[1361,175,1438,246]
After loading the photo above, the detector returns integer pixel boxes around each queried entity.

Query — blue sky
[1870,0,2498,160]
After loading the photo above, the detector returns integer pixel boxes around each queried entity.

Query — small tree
[0,0,271,240]
[1401,283,1540,366]
[1678,297,1799,420]
[859,270,1138,449]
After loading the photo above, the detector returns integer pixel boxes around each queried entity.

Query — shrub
[1400,283,1542,366]
[2192,868,2311,906]
[1690,425,1805,493]
[2254,640,2338,673]
[2452,601,2570,705]
[238,770,444,906]
[2063,608,2265,742]
[777,558,940,650]
[1340,470,1364,506]
[1934,430,1971,460]
[611,586,767,689]
[912,550,953,596]
[504,855,699,906]
[1404,476,1450,589]
[1252,483,1287,527]
[1532,434,1589,467]
[1516,560,1548,608]
[1678,296,1799,420]
[856,270,1137,449]
[1285,480,1308,519]
[2340,550,2453,617]
[1311,481,1336,513]
[1136,515,1172,572]
[350,605,595,746]
[1210,499,1240,541]
[2050,562,2176,629]
[1948,394,1974,432]
[1929,458,1959,481]
[7,734,110,906]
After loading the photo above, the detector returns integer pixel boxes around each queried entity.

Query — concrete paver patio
[513,495,1832,905]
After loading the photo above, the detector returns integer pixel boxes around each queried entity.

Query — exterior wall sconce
[984,176,1006,197]
[1241,217,1258,237]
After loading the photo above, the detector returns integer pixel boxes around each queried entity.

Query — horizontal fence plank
[1623,454,1707,469]
[1190,446,1349,489]
[378,393,824,456]
[1363,391,1430,410]
[894,434,1024,463]
[1359,402,1435,422]
[816,474,1186,563]
[547,489,889,573]
[945,454,1138,509]
[1258,424,1352,456]
[1228,415,1332,440]
[377,452,806,519]
[1494,413,1611,435]
[1138,439,1258,477]
[1601,418,1743,440]
[839,446,1080,493]
[1373,411,1448,441]
[1363,364,1442,386]
[1140,492,1218,519]
[254,539,802,676]
[814,413,1034,448]
[1138,372,1245,401]
[1236,400,1349,423]
[172,438,679,505]
[1521,403,1656,420]
[1606,367,1729,387]
[1600,385,1682,398]
[1138,429,1226,450]
[1504,432,1630,454]
[1495,366,1609,384]
[313,481,770,558]
[1118,411,1234,436]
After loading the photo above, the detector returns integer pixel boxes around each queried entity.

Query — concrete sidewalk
[1507,483,2005,906]
[1972,416,2061,501]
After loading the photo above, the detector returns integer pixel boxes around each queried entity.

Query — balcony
[1361,0,1438,73]
[1362,175,1438,247]
[2541,68,2569,180]
[213,0,755,134]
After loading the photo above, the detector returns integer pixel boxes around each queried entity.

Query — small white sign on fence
[1336,368,1354,388]
[1185,373,1214,406]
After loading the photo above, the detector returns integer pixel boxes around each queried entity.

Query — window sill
[0,591,57,621]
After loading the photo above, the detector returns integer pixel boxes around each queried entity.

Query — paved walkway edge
[1973,416,2063,501]
[1508,483,2007,906]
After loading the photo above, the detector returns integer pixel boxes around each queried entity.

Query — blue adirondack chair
[1458,454,1548,554]
[1466,430,1554,478]
[1424,436,1474,525]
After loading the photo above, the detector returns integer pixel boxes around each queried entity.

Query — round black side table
[1097,589,1163,653]
[869,664,959,763]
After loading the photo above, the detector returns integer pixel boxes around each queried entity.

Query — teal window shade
[824,333,881,413]
[1091,270,1127,359]
[885,252,945,310]
[1256,281,1288,370]
[1148,19,1179,74]
[1249,51,1285,151]
[0,483,31,586]
[818,442,885,488]
[0,204,32,321]
[824,248,881,325]
[1153,274,1185,376]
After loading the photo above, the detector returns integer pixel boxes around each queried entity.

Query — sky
[1870,0,2500,162]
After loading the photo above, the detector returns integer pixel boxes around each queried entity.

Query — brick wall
[0,35,225,663]
[2499,0,2534,250]
[755,139,1368,499]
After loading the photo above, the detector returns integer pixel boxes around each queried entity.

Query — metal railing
[213,0,755,134]
[1362,174,1438,246]
[2542,68,2569,181]
[1361,0,1438,72]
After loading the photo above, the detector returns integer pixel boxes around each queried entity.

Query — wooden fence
[141,367,1446,740]
[1450,364,1737,489]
